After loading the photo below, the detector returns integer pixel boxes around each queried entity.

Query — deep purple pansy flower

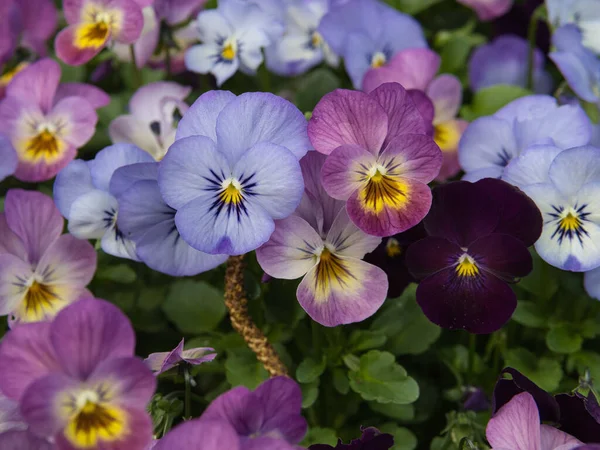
[158,90,309,256]
[256,152,388,327]
[309,427,394,450]
[145,339,216,375]
[0,298,156,450]
[405,178,542,334]
[308,82,442,237]
[0,58,109,182]
[0,189,97,325]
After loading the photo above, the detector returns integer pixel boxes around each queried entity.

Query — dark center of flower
[21,281,60,322]
[549,204,590,245]
[219,179,244,205]
[455,254,479,277]
[25,129,62,160]
[315,248,354,297]
[361,166,408,213]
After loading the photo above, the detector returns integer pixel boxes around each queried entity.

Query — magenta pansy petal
[405,236,460,279]
[15,144,77,183]
[256,216,322,280]
[201,386,254,433]
[6,59,60,113]
[362,66,403,95]
[50,298,136,379]
[539,425,583,450]
[0,215,27,261]
[428,74,462,124]
[48,97,98,147]
[407,89,435,136]
[380,134,442,183]
[389,48,440,90]
[176,90,236,142]
[145,340,185,374]
[308,89,388,155]
[457,0,513,21]
[154,419,240,450]
[62,0,84,24]
[0,430,54,450]
[346,177,432,237]
[0,322,59,401]
[326,208,382,259]
[55,25,105,66]
[54,82,110,109]
[486,392,542,450]
[297,256,388,326]
[113,0,145,43]
[321,144,377,200]
[4,189,63,264]
[245,438,297,450]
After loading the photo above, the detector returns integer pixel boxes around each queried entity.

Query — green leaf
[461,85,532,121]
[379,424,418,450]
[95,264,137,283]
[301,428,338,447]
[394,0,443,14]
[348,350,419,404]
[332,368,350,395]
[518,251,561,299]
[505,348,563,391]
[301,380,319,408]
[349,330,387,352]
[162,280,226,334]
[137,287,166,311]
[546,325,583,354]
[296,357,327,384]
[295,68,340,113]
[225,350,268,389]
[568,351,600,381]
[513,300,547,328]
[369,402,415,421]
[438,34,486,75]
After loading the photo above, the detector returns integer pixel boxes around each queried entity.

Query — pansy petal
[101,225,139,260]
[427,74,462,124]
[486,392,542,450]
[200,386,255,433]
[503,144,564,188]
[548,146,600,197]
[585,266,600,300]
[0,322,59,401]
[0,430,53,450]
[88,143,154,193]
[308,89,388,156]
[55,25,104,66]
[109,115,161,159]
[325,208,381,258]
[53,160,95,219]
[0,135,17,182]
[256,215,322,280]
[109,162,158,199]
[245,437,297,450]
[4,189,63,264]
[0,216,27,261]
[67,189,117,239]
[470,234,533,281]
[380,134,442,183]
[212,58,241,87]
[48,97,98,148]
[50,298,136,379]
[54,83,110,109]
[215,92,310,163]
[181,347,216,365]
[154,419,240,450]
[297,256,388,326]
[14,143,77,183]
[347,177,432,237]
[112,0,145,43]
[176,90,236,142]
[407,89,435,136]
[462,166,505,182]
[145,339,184,374]
[540,425,583,450]
[5,59,60,113]
[405,236,461,279]
[321,144,377,200]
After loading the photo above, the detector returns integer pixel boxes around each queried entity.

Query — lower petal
[297,255,388,327]
[67,189,117,240]
[55,25,104,66]
[585,266,600,300]
[346,177,432,237]
[486,392,542,450]
[0,431,53,450]
[101,224,139,261]
[0,135,17,182]
[540,425,583,450]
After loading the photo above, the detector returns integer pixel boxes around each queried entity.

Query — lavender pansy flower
[265,0,339,77]
[145,339,216,375]
[0,298,156,450]
[457,0,513,20]
[199,376,307,448]
[114,162,228,275]
[0,58,109,182]
[547,0,600,54]
[406,179,542,334]
[487,392,583,450]
[54,143,155,260]
[0,189,97,324]
[310,427,394,449]
[550,25,600,107]
[309,83,442,237]
[256,152,388,327]
[55,0,144,66]
[318,0,427,88]
[459,95,591,181]
[185,0,283,86]
[158,90,309,255]
[109,82,191,161]
[468,35,553,94]
[154,419,244,450]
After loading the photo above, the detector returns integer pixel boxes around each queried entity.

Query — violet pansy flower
[406,178,542,334]
[257,152,388,327]
[0,58,109,182]
[54,143,155,260]
[309,83,442,237]
[468,35,553,94]
[115,162,228,275]
[457,0,513,21]
[0,189,97,324]
[109,82,191,161]
[185,0,283,86]
[459,95,591,181]
[318,0,427,89]
[363,48,468,181]
[55,0,144,66]
[154,419,244,450]
[158,90,309,255]
[547,0,600,55]
[0,298,156,450]
[145,339,216,375]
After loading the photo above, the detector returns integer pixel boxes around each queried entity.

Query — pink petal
[113,0,145,43]
[19,0,58,52]
[539,425,582,450]
[62,0,84,24]
[5,58,60,114]
[14,144,77,183]
[49,97,98,147]
[54,82,110,109]
[457,0,513,21]
[379,134,442,183]
[435,119,468,182]
[55,25,105,66]
[408,89,435,136]
[0,215,27,261]
[486,392,542,450]
[427,74,463,124]
[145,339,185,374]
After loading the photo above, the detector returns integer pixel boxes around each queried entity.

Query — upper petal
[380,134,442,183]
[486,392,542,450]
[176,90,236,142]
[548,146,600,198]
[154,419,240,450]
[53,159,95,219]
[88,143,154,193]
[5,58,60,113]
[427,74,462,124]
[200,386,255,435]
[54,82,110,109]
[503,144,564,189]
[0,135,17,182]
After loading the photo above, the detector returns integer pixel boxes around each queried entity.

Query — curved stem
[129,44,143,89]
[224,255,288,377]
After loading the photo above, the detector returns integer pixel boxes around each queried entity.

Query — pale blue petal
[53,160,94,219]
[195,9,233,43]
[585,266,600,300]
[548,146,600,197]
[343,31,377,89]
[176,91,236,142]
[0,135,17,183]
[68,190,116,239]
[109,162,159,199]
[88,144,154,192]
[185,44,221,75]
[100,225,139,261]
[503,144,564,188]
[212,58,240,87]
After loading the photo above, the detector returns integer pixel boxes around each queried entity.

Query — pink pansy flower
[145,339,216,375]
[0,189,97,325]
[55,0,144,66]
[487,392,584,450]
[363,48,468,181]
[457,0,513,21]
[0,58,109,182]
[308,82,442,237]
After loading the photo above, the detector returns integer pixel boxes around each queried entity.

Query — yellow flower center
[434,121,461,152]
[385,238,402,258]
[75,5,122,49]
[219,179,243,205]
[313,248,355,302]
[0,62,28,87]
[360,165,408,213]
[311,31,323,48]
[221,40,237,61]
[455,254,479,278]
[559,212,583,232]
[22,126,65,163]
[16,280,65,323]
[371,52,387,68]
[75,21,110,49]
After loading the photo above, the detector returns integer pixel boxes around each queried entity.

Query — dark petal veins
[469,234,533,282]
[405,236,461,280]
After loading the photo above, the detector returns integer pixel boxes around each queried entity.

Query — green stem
[467,333,476,385]
[311,321,322,355]
[129,44,143,89]
[165,46,172,79]
[526,5,546,91]
[183,365,192,419]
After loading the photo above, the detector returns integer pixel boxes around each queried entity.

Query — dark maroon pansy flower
[405,178,542,334]
[556,393,600,443]
[309,427,394,450]
[364,223,426,298]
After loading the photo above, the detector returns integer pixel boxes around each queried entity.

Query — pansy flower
[0,189,97,324]
[109,82,191,161]
[55,0,144,66]
[154,420,243,450]
[468,35,553,94]
[456,0,512,21]
[363,48,468,181]
[158,90,309,255]
[54,143,155,260]
[114,162,228,275]
[0,58,109,182]
[405,178,542,333]
[310,427,394,450]
[257,152,388,326]
[185,0,283,86]
[309,83,442,237]
[459,95,591,181]
[318,0,427,88]
[145,339,216,375]
[0,298,156,450]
